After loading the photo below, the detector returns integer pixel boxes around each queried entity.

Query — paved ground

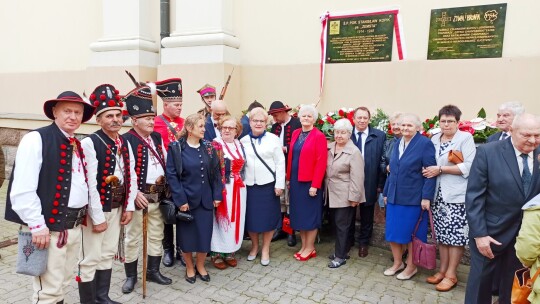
[0,184,468,304]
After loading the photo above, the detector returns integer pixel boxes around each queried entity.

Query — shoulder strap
[128,130,166,171]
[413,209,436,241]
[531,266,540,285]
[249,138,275,180]
[158,115,179,139]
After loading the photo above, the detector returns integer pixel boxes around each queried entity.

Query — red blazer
[286,128,328,189]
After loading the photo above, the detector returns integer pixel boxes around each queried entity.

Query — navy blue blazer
[383,132,436,206]
[486,131,503,143]
[352,126,386,205]
[239,114,251,139]
[204,116,217,141]
[166,138,223,210]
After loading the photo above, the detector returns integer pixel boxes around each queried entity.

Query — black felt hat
[43,91,95,123]
[268,101,292,115]
[123,86,155,118]
[89,84,123,116]
[156,78,182,101]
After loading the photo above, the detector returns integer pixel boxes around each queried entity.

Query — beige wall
[1,0,539,128]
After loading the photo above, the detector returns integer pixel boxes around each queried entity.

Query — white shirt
[143,136,166,184]
[10,129,90,232]
[355,127,369,158]
[512,141,533,177]
[240,132,285,189]
[279,116,292,144]
[82,135,137,225]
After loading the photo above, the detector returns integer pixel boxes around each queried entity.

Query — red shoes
[296,250,317,261]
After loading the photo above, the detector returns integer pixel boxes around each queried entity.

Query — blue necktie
[501,132,508,140]
[356,132,363,153]
[521,153,532,195]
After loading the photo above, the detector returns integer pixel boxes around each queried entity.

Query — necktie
[501,132,508,140]
[521,153,532,195]
[356,132,363,153]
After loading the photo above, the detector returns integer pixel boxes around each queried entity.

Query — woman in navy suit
[383,113,436,280]
[166,114,223,284]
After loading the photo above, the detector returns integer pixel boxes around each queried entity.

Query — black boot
[176,247,186,266]
[287,233,297,247]
[57,300,64,304]
[121,260,138,294]
[78,280,96,304]
[147,256,173,285]
[95,269,121,304]
[271,229,287,242]
[162,224,175,267]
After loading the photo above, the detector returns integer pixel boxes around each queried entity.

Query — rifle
[219,68,235,100]
[142,207,148,299]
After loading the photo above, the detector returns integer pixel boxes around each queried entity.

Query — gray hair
[333,118,353,133]
[400,113,422,129]
[499,101,524,116]
[211,100,227,111]
[249,107,268,121]
[298,104,318,118]
[512,113,540,130]
[389,112,403,123]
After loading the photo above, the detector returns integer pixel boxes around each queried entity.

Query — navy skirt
[385,203,428,244]
[245,182,280,233]
[177,204,213,253]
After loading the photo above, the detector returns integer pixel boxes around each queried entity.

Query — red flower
[327,117,335,124]
[347,112,354,120]
[425,119,430,123]
[429,123,434,128]
[338,109,345,117]
[317,119,324,125]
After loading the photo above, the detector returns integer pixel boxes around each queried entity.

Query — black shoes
[196,270,211,282]
[328,258,347,268]
[271,229,287,242]
[176,249,187,267]
[185,271,196,284]
[78,280,96,304]
[287,233,297,247]
[122,260,138,294]
[328,253,350,260]
[147,256,173,285]
[162,248,174,267]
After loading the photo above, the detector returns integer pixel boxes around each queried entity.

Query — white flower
[429,128,442,135]
[327,111,334,116]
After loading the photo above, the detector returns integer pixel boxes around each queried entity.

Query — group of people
[4,74,540,304]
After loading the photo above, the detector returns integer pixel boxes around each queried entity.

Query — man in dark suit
[239,101,264,139]
[349,106,386,257]
[465,113,540,304]
[204,100,228,141]
[268,101,302,246]
[487,101,524,143]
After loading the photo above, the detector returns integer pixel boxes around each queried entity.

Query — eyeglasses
[440,120,457,125]
[251,119,266,125]
[221,126,237,131]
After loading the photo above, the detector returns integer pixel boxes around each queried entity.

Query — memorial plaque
[428,3,507,60]
[326,14,395,63]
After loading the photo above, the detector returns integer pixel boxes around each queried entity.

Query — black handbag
[159,199,194,224]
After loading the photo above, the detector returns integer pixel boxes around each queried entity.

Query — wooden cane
[142,207,148,299]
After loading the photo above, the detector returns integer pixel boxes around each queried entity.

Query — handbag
[512,266,540,304]
[16,227,48,276]
[159,199,194,224]
[411,210,437,270]
[282,214,293,235]
[448,150,464,164]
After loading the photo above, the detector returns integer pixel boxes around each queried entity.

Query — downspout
[160,0,170,47]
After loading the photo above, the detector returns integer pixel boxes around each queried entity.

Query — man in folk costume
[5,91,95,304]
[153,78,186,267]
[121,86,172,293]
[79,84,137,304]
[197,83,216,118]
[268,101,302,246]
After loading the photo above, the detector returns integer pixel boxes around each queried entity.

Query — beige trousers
[124,196,164,263]
[78,207,122,282]
[25,225,82,304]
[280,186,290,213]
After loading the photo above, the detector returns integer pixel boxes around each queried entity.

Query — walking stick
[142,207,148,299]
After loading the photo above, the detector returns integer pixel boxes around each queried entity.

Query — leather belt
[142,183,166,195]
[65,207,86,229]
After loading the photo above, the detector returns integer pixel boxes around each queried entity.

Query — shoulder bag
[249,138,276,181]
[512,266,540,304]
[411,209,437,270]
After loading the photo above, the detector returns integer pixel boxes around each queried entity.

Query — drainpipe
[160,0,170,46]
